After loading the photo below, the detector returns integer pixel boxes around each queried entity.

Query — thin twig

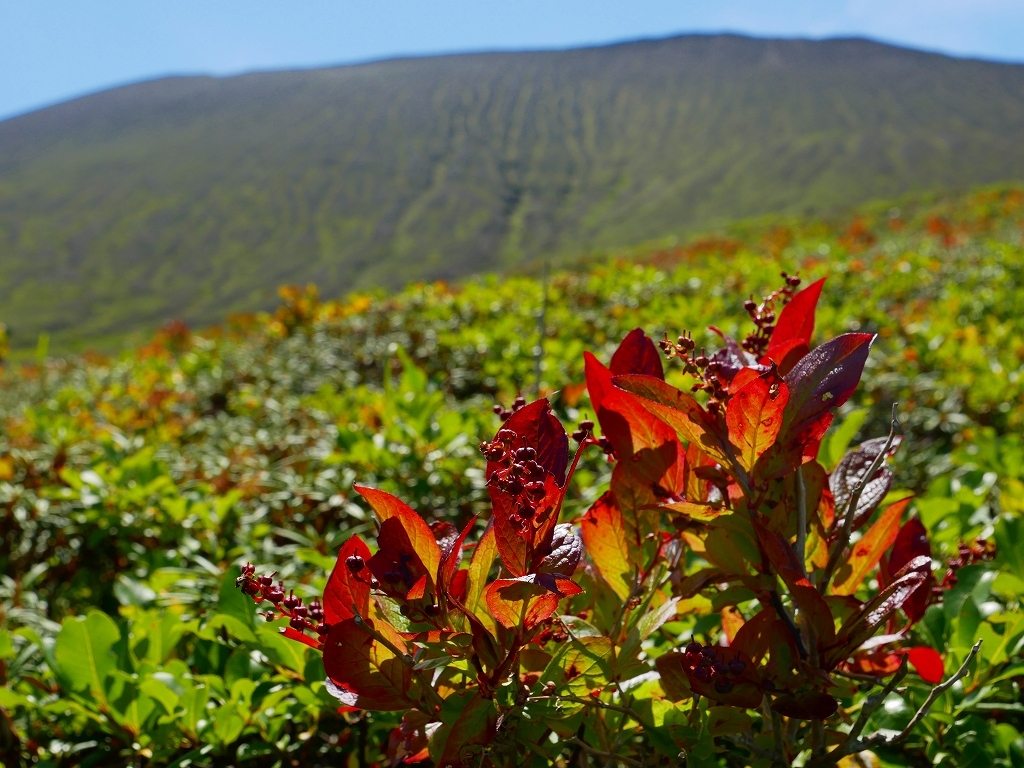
[770,704,787,768]
[795,464,808,577]
[809,641,982,767]
[568,737,645,768]
[770,589,808,659]
[819,404,900,595]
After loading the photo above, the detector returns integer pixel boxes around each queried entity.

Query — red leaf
[752,520,836,644]
[768,277,825,356]
[354,485,441,578]
[486,400,569,577]
[487,399,568,485]
[783,333,875,437]
[886,517,934,623]
[581,493,634,600]
[281,626,320,649]
[680,646,763,709]
[368,517,435,600]
[906,646,944,684]
[610,328,664,379]
[322,618,414,711]
[726,367,789,472]
[731,607,777,665]
[484,575,582,630]
[438,516,477,602]
[613,374,732,467]
[655,652,693,701]
[323,535,372,624]
[831,497,911,597]
[771,691,838,721]
[584,351,615,414]
[825,556,931,668]
[433,693,498,767]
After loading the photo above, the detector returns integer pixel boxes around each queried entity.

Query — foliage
[231,279,1003,766]
[5,35,1024,351]
[0,188,1023,765]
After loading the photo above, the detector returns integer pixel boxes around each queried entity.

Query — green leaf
[55,611,121,704]
[257,626,308,674]
[995,518,1024,581]
[178,685,209,740]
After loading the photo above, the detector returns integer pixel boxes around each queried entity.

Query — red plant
[236,276,978,767]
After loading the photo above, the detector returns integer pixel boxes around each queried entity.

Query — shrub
[236,277,980,766]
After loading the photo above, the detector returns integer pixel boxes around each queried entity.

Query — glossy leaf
[323,535,372,624]
[581,492,634,600]
[484,575,582,629]
[906,646,944,684]
[768,277,825,355]
[613,374,732,466]
[782,333,874,437]
[438,516,477,601]
[609,328,664,379]
[726,367,789,472]
[355,485,441,578]
[831,497,911,597]
[830,436,900,533]
[322,618,414,711]
[885,516,934,623]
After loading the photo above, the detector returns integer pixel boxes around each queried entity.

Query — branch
[568,737,644,768]
[809,641,982,767]
[819,404,900,595]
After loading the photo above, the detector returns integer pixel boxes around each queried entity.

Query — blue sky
[2,0,1024,121]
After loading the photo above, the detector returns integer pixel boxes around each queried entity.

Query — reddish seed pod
[492,404,504,415]
[424,604,441,617]
[258,574,274,588]
[283,591,300,610]
[289,616,308,632]
[686,641,702,655]
[315,622,331,636]
[571,429,585,442]
[268,587,285,603]
[513,396,526,410]
[242,580,262,596]
[346,555,365,573]
[515,447,537,461]
[292,604,308,618]
[743,299,757,313]
[579,419,594,432]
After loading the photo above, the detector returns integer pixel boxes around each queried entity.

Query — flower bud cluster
[493,395,527,422]
[479,435,547,534]
[658,333,732,416]
[941,538,997,589]
[683,641,747,694]
[235,562,332,641]
[739,272,801,357]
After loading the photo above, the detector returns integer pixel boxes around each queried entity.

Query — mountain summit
[2,34,1024,348]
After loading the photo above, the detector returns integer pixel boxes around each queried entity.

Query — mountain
[2,34,1024,350]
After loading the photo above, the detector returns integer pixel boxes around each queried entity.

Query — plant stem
[818,404,900,595]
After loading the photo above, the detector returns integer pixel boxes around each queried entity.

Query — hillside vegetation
[3,35,1024,349]
[1,187,1024,765]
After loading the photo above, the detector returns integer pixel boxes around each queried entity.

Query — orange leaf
[484,576,581,630]
[726,369,789,472]
[580,493,634,600]
[613,374,732,467]
[354,485,441,578]
[721,607,745,643]
[831,497,911,596]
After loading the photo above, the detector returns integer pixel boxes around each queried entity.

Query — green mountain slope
[2,34,1024,349]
